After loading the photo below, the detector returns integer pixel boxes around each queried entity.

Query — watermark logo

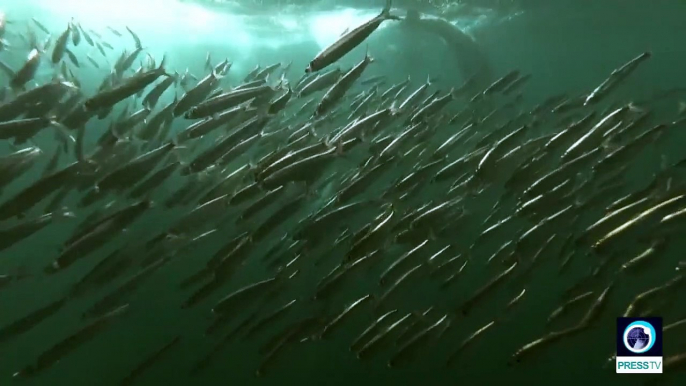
[616,317,662,374]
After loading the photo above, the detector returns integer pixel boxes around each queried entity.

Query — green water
[1,1,686,385]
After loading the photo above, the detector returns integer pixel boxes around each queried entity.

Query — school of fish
[1,1,686,384]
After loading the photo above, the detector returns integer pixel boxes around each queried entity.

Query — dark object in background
[400,8,494,92]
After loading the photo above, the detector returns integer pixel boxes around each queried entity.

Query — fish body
[85,58,168,111]
[51,24,71,63]
[305,0,399,73]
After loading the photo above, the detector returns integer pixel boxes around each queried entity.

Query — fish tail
[388,100,399,115]
[335,139,344,156]
[449,87,459,100]
[382,0,401,20]
[157,54,169,75]
[382,0,392,15]
[279,72,289,88]
[211,68,225,81]
[323,133,333,148]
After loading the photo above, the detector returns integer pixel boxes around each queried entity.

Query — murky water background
[1,1,686,385]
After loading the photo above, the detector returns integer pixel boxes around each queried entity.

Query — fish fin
[363,45,375,65]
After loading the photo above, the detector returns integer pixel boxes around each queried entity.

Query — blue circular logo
[623,321,655,354]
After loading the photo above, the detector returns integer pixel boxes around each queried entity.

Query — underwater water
[1,0,686,385]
